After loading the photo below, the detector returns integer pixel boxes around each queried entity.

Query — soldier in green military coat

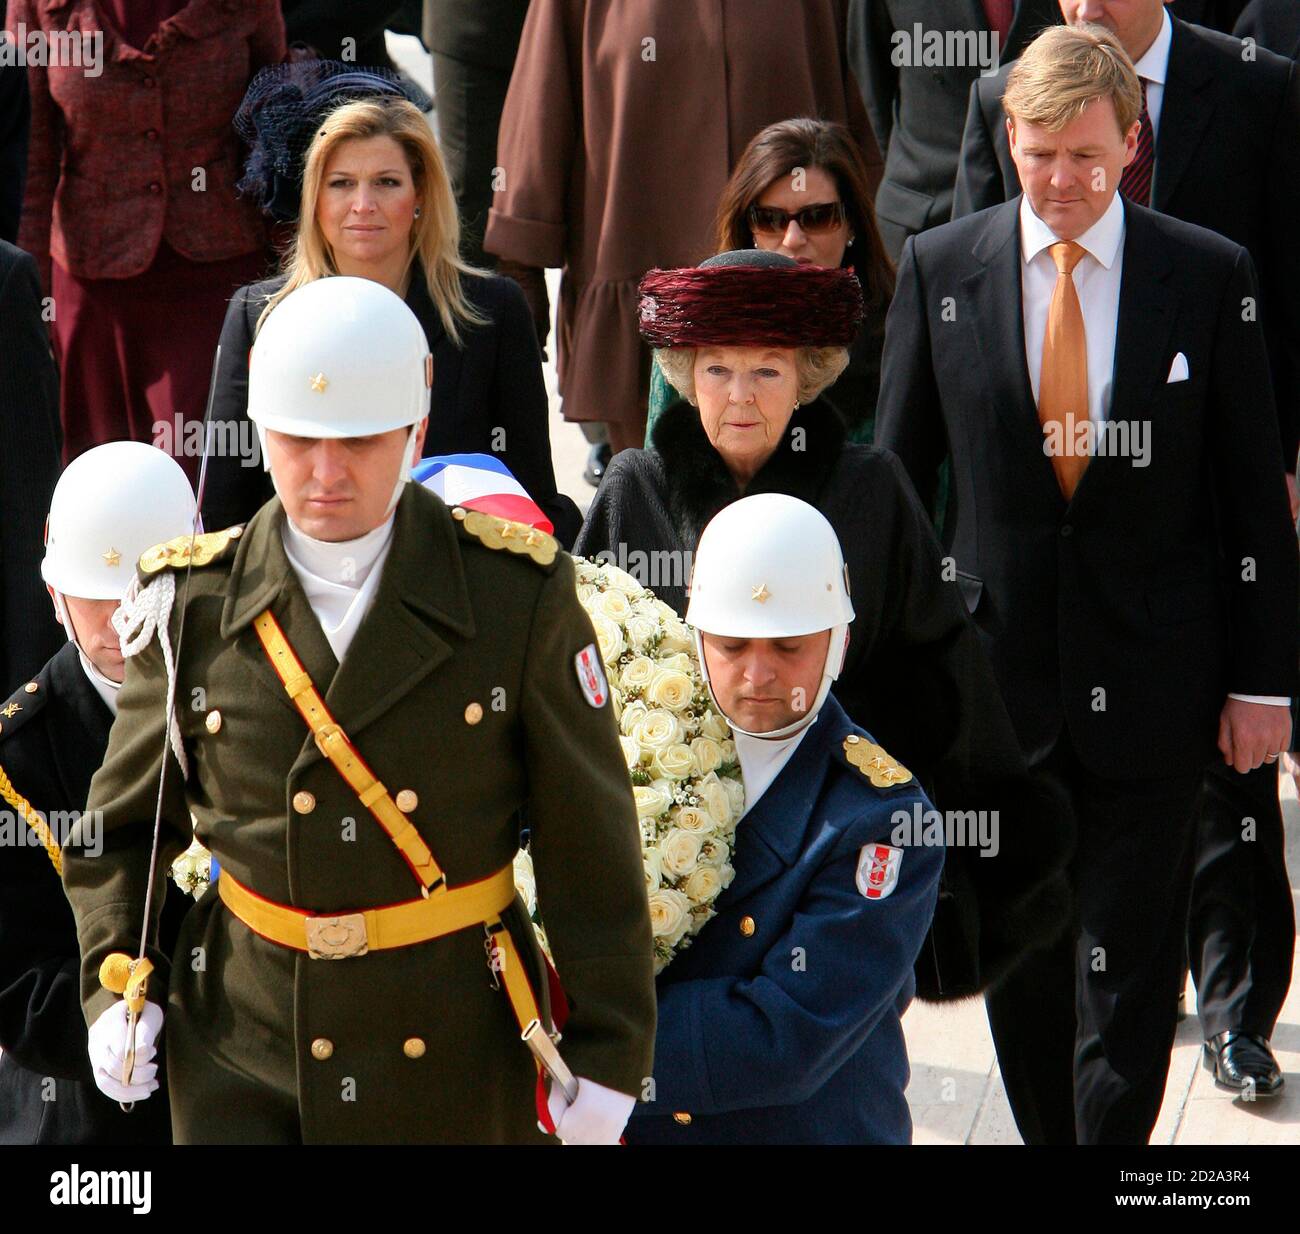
[62,276,656,1144]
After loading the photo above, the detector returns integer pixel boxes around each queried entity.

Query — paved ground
[394,33,1300,1146]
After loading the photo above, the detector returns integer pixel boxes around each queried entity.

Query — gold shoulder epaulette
[843,735,914,788]
[139,526,244,576]
[451,507,557,567]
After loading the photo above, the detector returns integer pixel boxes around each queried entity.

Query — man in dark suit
[0,240,62,698]
[950,0,1300,1097]
[876,25,1297,1143]
[850,0,1059,261]
[1235,0,1300,57]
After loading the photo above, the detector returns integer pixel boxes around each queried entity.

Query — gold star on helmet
[751,583,771,603]
[310,372,329,393]
[103,547,121,567]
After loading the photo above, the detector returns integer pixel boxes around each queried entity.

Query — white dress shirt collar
[1019,190,1125,271]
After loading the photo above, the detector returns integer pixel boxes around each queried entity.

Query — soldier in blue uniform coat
[626,494,944,1145]
[0,443,196,1143]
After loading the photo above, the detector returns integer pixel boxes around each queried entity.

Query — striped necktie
[1119,78,1154,206]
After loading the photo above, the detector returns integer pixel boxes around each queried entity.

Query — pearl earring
[414,207,422,219]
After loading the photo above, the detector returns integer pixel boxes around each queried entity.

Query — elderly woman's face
[694,346,800,479]
[317,135,419,271]
[752,166,850,270]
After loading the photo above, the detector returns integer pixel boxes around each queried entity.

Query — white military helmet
[247,275,431,439]
[42,442,198,600]
[687,493,854,738]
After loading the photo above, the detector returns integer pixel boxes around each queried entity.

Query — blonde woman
[205,96,579,544]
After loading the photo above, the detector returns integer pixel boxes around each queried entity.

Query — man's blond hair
[1003,24,1142,137]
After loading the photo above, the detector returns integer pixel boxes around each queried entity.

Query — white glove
[545,1076,636,1145]
[88,1000,164,1103]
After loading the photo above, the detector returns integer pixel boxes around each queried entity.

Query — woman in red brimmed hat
[575,249,1074,1017]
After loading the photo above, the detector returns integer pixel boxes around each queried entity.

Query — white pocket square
[1166,352,1189,383]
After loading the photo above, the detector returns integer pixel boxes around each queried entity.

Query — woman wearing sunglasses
[645,119,895,445]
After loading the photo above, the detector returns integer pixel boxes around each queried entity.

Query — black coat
[0,64,28,245]
[849,0,1059,261]
[951,15,1300,468]
[1235,0,1300,55]
[575,397,1074,999]
[201,269,582,546]
[0,241,63,699]
[0,644,188,1144]
[876,198,1299,776]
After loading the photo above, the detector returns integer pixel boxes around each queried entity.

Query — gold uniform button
[739,916,756,937]
[403,1037,426,1059]
[395,789,419,813]
[464,702,483,725]
[205,710,222,734]
[292,791,316,814]
[24,682,38,694]
[310,1038,334,1061]
[673,1112,692,1125]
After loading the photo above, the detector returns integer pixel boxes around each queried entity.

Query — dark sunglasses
[747,201,846,235]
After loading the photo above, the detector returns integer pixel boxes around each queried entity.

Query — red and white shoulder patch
[856,843,903,901]
[574,643,609,708]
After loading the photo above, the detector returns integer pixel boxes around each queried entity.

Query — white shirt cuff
[1227,694,1292,706]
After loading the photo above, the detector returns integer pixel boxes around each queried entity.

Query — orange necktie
[1038,240,1089,499]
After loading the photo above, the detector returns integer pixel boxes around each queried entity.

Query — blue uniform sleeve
[638,802,943,1117]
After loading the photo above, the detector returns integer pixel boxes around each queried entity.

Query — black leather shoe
[583,442,611,488]
[1202,1031,1284,1097]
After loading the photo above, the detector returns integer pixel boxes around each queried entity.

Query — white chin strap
[695,625,849,740]
[259,421,420,518]
[53,590,122,694]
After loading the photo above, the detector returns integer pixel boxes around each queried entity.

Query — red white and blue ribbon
[414,453,553,534]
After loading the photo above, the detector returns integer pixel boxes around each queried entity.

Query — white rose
[624,612,660,653]
[647,667,694,712]
[699,836,730,867]
[619,655,656,691]
[719,739,737,764]
[575,582,597,604]
[604,564,646,596]
[618,735,642,770]
[672,805,713,834]
[652,743,694,781]
[698,775,733,827]
[657,651,693,674]
[723,775,746,819]
[643,845,663,890]
[590,613,625,662]
[595,588,632,624]
[512,850,538,915]
[632,709,683,752]
[660,827,704,878]
[699,710,730,741]
[619,699,649,736]
[683,864,724,904]
[689,736,724,776]
[647,887,693,946]
[660,620,694,654]
[634,782,672,820]
[719,863,736,889]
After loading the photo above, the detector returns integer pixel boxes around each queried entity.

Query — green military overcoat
[62,483,656,1143]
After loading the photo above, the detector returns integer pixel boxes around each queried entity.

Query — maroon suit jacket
[9,0,285,289]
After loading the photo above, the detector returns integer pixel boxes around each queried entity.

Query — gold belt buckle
[313,722,344,760]
[305,912,369,959]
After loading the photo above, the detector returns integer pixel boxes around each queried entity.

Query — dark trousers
[431,52,514,269]
[1188,760,1294,1040]
[985,729,1202,1144]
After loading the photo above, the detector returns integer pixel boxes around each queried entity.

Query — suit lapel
[1070,202,1176,510]
[1151,18,1216,212]
[962,200,1063,500]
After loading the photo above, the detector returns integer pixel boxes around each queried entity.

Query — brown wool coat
[484,0,882,428]
[63,485,656,1143]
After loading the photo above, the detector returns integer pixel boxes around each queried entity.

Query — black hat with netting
[234,59,433,222]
